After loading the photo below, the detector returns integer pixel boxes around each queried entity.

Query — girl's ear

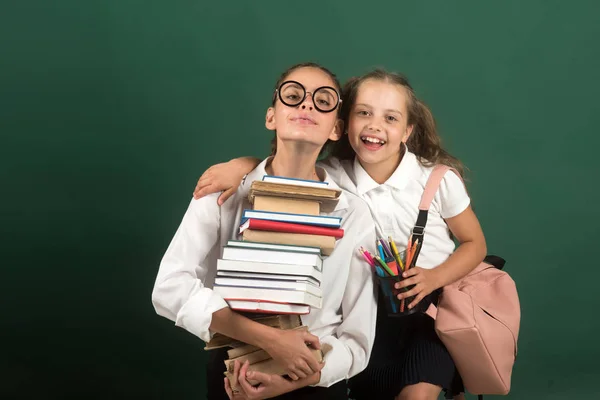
[265,107,276,131]
[328,119,344,142]
[402,124,414,143]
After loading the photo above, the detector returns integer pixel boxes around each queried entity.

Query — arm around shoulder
[193,156,262,203]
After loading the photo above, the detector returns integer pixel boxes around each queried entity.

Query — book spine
[242,230,335,256]
[244,219,344,238]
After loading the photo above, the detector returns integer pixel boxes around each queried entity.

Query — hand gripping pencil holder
[360,240,433,317]
[376,274,432,317]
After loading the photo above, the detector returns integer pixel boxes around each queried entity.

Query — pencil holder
[376,275,432,317]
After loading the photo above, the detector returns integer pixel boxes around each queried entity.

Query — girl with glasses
[152,63,378,400]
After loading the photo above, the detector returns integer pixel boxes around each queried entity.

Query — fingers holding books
[225,376,246,399]
[239,361,295,400]
[225,360,247,399]
[238,360,266,398]
[224,377,234,398]
[287,359,311,380]
[302,330,321,351]
[263,329,323,380]
[294,331,323,378]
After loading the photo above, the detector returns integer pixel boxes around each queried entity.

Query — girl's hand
[193,157,261,204]
[262,328,323,381]
[193,161,241,204]
[228,360,299,400]
[224,361,251,399]
[394,267,442,309]
[225,378,247,399]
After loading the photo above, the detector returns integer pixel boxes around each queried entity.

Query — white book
[214,286,322,309]
[216,259,322,281]
[241,210,341,228]
[226,240,321,254]
[221,247,323,272]
[226,300,310,315]
[262,175,329,188]
[214,277,321,297]
[216,270,320,287]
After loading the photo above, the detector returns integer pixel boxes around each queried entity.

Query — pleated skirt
[348,293,464,400]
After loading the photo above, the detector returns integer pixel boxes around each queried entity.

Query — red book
[239,218,344,239]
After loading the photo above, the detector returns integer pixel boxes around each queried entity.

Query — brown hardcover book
[226,343,261,359]
[204,334,243,350]
[242,229,335,256]
[204,340,244,350]
[204,315,303,350]
[253,195,320,216]
[250,314,302,330]
[248,181,341,212]
[224,348,272,371]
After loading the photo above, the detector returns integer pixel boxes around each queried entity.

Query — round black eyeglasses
[274,80,341,113]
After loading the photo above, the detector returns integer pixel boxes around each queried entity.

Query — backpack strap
[417,165,459,321]
[420,169,494,400]
[419,165,454,211]
[411,164,460,245]
[415,168,505,273]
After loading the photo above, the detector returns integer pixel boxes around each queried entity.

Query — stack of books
[206,175,343,388]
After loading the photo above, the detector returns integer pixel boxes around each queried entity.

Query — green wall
[2,1,598,398]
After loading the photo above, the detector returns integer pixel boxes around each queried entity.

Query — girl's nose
[367,123,382,132]
[300,93,314,110]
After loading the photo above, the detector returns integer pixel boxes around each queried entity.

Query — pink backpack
[413,165,521,397]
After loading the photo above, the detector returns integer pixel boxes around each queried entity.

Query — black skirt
[348,293,464,400]
[206,347,348,400]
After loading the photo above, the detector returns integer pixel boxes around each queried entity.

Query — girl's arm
[210,309,323,381]
[193,156,261,204]
[430,205,487,287]
[152,196,322,380]
[396,205,487,309]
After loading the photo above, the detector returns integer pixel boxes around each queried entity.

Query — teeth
[362,136,385,144]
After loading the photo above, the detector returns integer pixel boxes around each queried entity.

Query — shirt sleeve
[151,194,229,343]
[314,207,378,387]
[436,169,471,219]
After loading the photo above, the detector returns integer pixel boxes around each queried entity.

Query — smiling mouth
[361,136,386,145]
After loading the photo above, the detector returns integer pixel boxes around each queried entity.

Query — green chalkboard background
[2,1,598,398]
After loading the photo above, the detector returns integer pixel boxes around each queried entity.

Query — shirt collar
[353,157,380,196]
[242,157,349,212]
[353,145,419,196]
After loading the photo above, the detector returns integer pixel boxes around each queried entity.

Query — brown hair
[268,62,342,156]
[329,69,465,177]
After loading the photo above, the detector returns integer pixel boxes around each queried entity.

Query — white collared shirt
[152,158,378,387]
[319,149,470,269]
